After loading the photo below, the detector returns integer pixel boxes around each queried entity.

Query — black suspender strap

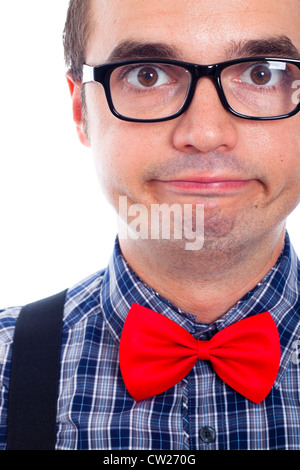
[6,289,67,450]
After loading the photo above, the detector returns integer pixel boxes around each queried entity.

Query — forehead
[87,0,300,63]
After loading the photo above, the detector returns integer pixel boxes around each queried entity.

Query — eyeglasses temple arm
[82,65,95,84]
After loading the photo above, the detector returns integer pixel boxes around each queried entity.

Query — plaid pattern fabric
[0,232,299,450]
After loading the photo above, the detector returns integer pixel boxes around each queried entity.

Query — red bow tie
[119,304,281,404]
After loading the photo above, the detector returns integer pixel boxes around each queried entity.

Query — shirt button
[199,426,216,443]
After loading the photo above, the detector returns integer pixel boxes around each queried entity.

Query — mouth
[152,175,255,197]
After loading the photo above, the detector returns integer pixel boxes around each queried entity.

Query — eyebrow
[226,35,300,60]
[105,41,181,63]
[105,35,300,64]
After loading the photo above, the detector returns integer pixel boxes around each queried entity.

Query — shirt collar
[100,232,300,383]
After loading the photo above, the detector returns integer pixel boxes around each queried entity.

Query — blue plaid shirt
[0,232,299,450]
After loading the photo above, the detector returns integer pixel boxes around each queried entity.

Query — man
[0,0,300,450]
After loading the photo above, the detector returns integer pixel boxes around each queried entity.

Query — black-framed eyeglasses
[82,56,300,123]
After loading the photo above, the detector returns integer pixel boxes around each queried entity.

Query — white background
[0,2,299,307]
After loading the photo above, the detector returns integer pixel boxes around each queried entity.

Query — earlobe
[66,72,90,147]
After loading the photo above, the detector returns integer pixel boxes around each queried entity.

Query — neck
[119,228,286,324]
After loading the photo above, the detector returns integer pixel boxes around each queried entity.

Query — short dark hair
[63,0,92,82]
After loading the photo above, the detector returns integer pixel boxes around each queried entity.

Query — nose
[172,78,239,154]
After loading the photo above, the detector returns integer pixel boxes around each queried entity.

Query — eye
[239,63,284,87]
[126,65,171,88]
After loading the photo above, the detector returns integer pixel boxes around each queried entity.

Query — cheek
[244,119,300,189]
[85,87,136,199]
[89,116,161,207]
[270,124,300,198]
[251,120,300,221]
[87,87,170,205]
[92,130,136,205]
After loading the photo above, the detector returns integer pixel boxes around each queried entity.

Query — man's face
[81,0,300,254]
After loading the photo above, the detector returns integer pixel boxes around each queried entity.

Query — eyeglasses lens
[221,60,300,118]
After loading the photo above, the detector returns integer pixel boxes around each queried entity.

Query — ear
[66,72,90,147]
